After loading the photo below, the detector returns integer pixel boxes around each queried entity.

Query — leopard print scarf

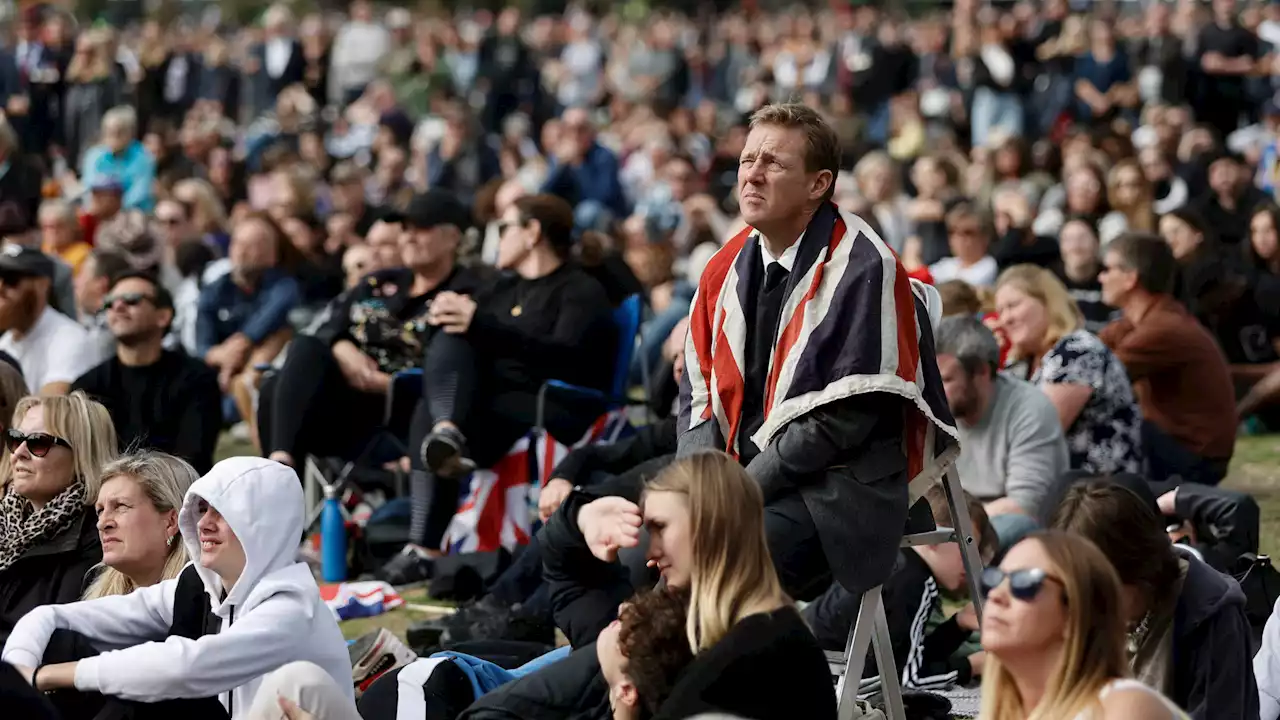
[0,482,87,573]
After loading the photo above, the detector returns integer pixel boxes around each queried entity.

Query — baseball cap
[0,244,54,280]
[89,175,124,194]
[404,190,471,231]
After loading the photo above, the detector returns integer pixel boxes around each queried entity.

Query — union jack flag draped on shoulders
[679,201,958,482]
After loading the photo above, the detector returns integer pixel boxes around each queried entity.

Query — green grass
[1223,434,1280,559]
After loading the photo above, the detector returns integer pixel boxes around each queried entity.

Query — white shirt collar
[758,231,801,272]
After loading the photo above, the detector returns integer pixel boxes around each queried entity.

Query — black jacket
[550,417,677,488]
[457,491,618,720]
[72,351,223,475]
[1170,551,1259,720]
[0,511,99,656]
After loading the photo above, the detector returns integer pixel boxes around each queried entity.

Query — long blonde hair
[0,393,118,505]
[979,530,1130,720]
[83,451,197,600]
[173,178,229,235]
[995,264,1084,364]
[65,29,114,83]
[643,451,785,653]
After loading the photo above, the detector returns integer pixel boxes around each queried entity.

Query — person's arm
[172,367,224,474]
[919,613,976,686]
[1001,391,1069,519]
[195,283,221,360]
[550,416,678,486]
[1172,484,1261,562]
[1,578,179,669]
[237,274,301,345]
[744,393,904,503]
[1104,320,1182,381]
[541,491,636,649]
[123,151,156,211]
[1239,364,1280,418]
[310,288,356,347]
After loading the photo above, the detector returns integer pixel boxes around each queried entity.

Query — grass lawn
[214,432,1280,642]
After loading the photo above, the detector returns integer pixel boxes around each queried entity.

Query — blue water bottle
[320,485,347,582]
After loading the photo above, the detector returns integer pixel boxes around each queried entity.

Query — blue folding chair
[534,293,648,432]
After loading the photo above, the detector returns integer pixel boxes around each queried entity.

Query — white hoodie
[2,457,355,717]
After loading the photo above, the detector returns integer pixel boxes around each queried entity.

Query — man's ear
[158,306,175,332]
[809,170,834,202]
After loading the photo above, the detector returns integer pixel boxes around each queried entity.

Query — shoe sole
[424,436,475,478]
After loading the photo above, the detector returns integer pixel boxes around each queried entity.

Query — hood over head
[178,457,304,611]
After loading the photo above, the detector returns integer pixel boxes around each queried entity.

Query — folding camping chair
[827,444,986,720]
[303,368,423,531]
[534,293,649,431]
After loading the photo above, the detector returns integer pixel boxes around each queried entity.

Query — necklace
[1127,611,1152,657]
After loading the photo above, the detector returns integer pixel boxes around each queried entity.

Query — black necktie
[764,262,789,293]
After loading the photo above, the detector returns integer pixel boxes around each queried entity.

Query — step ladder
[828,451,986,720]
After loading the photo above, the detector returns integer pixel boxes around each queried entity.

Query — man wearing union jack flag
[678,103,959,601]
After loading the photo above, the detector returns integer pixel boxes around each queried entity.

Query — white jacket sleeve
[1,578,178,669]
[73,590,316,702]
[1255,597,1280,720]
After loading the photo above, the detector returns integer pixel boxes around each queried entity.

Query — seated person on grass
[381,193,616,585]
[258,190,483,469]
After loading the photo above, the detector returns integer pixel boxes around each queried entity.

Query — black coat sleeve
[550,417,678,486]
[541,490,635,649]
[1177,598,1259,720]
[744,393,904,503]
[1175,484,1261,566]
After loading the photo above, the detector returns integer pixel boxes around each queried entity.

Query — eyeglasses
[5,428,72,457]
[980,567,1062,602]
[102,291,156,311]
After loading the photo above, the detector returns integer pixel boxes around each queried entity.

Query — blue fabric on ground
[431,645,573,699]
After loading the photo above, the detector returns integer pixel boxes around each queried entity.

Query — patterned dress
[1026,329,1144,475]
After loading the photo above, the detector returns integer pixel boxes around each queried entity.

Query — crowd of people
[0,0,1275,718]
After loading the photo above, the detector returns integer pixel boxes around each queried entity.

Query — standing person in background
[329,0,391,107]
[1195,0,1261,142]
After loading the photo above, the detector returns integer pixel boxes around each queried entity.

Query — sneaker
[441,601,556,646]
[421,425,476,478]
[349,628,418,697]
[376,546,434,586]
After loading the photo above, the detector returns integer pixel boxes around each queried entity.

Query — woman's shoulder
[1049,329,1109,359]
[1097,679,1186,719]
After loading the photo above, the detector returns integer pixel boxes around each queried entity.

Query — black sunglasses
[102,291,156,312]
[980,567,1062,602]
[5,428,72,457]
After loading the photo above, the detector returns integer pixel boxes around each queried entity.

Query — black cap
[0,244,54,279]
[404,190,471,231]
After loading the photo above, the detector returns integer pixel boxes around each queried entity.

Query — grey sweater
[956,375,1068,520]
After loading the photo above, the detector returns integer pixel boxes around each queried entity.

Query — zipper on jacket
[226,605,235,717]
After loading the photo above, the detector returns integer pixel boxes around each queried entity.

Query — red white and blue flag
[680,202,957,481]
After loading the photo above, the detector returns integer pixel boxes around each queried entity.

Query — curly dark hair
[618,587,694,714]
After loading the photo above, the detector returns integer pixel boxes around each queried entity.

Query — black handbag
[1232,552,1280,650]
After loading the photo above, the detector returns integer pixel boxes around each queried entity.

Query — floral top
[313,267,483,374]
[1023,329,1143,475]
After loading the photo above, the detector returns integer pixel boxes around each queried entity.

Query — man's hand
[577,496,642,562]
[539,478,573,522]
[955,602,979,632]
[427,292,478,334]
[1203,52,1225,73]
[1156,487,1179,516]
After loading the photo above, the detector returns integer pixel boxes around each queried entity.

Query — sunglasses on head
[980,566,1061,602]
[5,428,72,457]
[102,291,155,311]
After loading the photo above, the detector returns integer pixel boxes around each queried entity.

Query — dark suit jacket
[259,39,306,101]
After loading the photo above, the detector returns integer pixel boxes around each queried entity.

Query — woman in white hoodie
[1,457,355,719]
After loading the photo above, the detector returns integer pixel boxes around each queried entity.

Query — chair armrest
[385,368,425,429]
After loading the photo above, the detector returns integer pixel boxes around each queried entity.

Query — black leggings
[405,332,596,548]
[259,335,385,463]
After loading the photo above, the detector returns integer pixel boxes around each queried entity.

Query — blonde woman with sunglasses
[979,530,1186,719]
